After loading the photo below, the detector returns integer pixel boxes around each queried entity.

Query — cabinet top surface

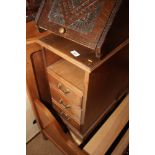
[26,21,128,73]
[37,34,128,72]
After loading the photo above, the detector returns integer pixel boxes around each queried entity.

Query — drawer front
[52,99,80,130]
[48,74,83,107]
[51,86,81,120]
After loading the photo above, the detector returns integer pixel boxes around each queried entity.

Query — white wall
[26,95,40,142]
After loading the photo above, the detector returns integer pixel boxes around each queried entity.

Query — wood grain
[26,21,50,44]
[50,85,82,108]
[47,67,83,98]
[84,95,129,155]
[31,50,52,105]
[26,43,49,139]
[100,0,129,56]
[30,49,68,132]
[81,43,129,135]
[26,43,41,101]
[34,99,88,155]
[52,99,80,130]
[37,35,96,72]
[47,59,85,91]
[44,48,61,67]
[111,129,129,155]
[26,21,52,138]
[37,34,128,72]
[26,20,129,153]
[51,86,82,121]
[36,0,122,56]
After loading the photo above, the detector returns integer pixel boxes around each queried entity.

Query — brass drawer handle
[60,111,70,120]
[59,27,66,34]
[59,99,71,109]
[57,83,70,95]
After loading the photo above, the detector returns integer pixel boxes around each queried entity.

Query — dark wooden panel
[31,50,52,105]
[26,43,41,101]
[38,35,129,72]
[36,0,122,52]
[38,34,100,72]
[34,99,88,155]
[44,48,61,67]
[31,50,68,131]
[81,44,129,134]
[26,43,45,137]
[26,21,50,43]
[99,0,129,57]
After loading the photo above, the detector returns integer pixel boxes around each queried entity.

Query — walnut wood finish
[31,50,52,105]
[44,48,61,67]
[33,95,128,155]
[26,22,61,134]
[26,21,82,146]
[52,99,81,130]
[26,0,42,22]
[37,34,129,72]
[51,86,82,121]
[26,21,129,152]
[26,43,41,101]
[34,34,129,140]
[37,34,99,72]
[26,43,45,137]
[84,95,129,155]
[36,0,123,58]
[31,50,68,131]
[98,0,129,57]
[26,23,84,139]
[50,83,83,108]
[47,59,85,91]
[81,43,129,135]
[111,129,129,155]
[34,99,88,155]
[47,70,83,104]
[26,21,50,44]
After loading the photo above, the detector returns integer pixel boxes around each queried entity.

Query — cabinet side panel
[82,44,129,133]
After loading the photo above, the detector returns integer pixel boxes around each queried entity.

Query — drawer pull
[60,111,70,120]
[57,83,70,94]
[59,99,71,109]
[59,27,66,34]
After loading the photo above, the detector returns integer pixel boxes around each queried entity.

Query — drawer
[48,73,83,107]
[52,99,80,130]
[51,86,82,120]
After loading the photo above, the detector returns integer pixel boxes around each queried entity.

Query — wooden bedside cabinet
[31,35,128,141]
[28,0,129,144]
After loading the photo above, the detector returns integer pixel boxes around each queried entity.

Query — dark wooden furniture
[26,20,129,154]
[27,0,129,142]
[33,95,129,155]
[26,0,42,22]
[34,37,128,141]
[36,0,129,58]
